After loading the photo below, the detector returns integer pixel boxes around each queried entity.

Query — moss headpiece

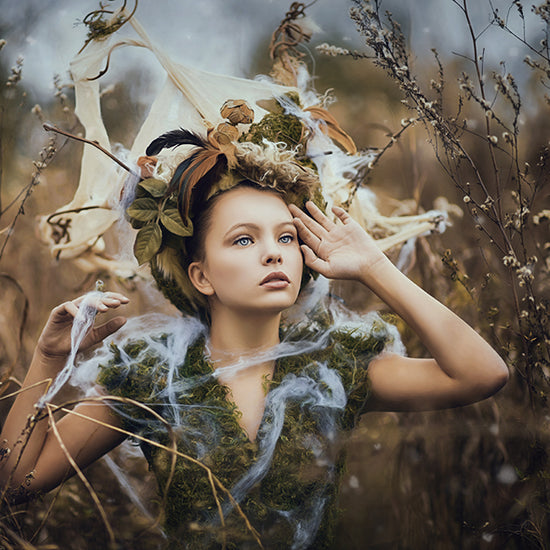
[126,97,340,316]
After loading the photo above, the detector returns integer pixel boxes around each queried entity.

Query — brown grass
[1,1,550,548]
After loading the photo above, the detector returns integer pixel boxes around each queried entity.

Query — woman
[0,122,508,548]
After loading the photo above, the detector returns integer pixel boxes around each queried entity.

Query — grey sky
[0,1,544,100]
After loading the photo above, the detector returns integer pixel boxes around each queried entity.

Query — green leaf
[129,217,146,230]
[127,198,159,222]
[138,178,167,197]
[133,222,162,264]
[160,208,193,237]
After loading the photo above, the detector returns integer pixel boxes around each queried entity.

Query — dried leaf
[160,208,193,237]
[305,106,357,154]
[139,178,167,197]
[127,198,159,221]
[134,222,162,264]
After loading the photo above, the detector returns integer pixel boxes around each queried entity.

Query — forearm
[0,351,65,488]
[360,255,508,386]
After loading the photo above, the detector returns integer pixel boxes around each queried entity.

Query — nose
[262,240,283,265]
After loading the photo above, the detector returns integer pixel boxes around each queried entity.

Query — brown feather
[305,106,357,155]
[179,148,225,220]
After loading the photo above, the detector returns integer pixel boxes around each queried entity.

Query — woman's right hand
[36,292,129,360]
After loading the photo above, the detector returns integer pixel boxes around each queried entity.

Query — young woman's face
[189,187,304,316]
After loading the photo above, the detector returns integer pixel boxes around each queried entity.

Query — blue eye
[234,236,252,246]
[279,234,294,244]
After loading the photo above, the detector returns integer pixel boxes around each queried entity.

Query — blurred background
[1,0,549,548]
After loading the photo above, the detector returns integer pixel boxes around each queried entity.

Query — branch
[42,123,140,178]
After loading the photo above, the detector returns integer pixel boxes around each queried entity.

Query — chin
[244,296,298,316]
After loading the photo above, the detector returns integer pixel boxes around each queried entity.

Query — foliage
[319,0,550,546]
[1,1,550,549]
[347,0,550,406]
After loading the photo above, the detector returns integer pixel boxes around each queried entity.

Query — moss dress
[98,310,393,549]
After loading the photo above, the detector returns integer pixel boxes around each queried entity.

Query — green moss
[97,316,391,548]
[242,112,304,149]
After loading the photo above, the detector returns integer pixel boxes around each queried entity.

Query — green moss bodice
[98,315,392,549]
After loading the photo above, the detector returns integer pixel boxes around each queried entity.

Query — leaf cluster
[126,178,192,265]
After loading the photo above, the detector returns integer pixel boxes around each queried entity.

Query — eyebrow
[224,221,296,238]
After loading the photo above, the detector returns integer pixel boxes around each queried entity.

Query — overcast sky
[0,0,543,101]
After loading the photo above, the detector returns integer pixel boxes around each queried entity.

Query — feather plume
[167,148,227,221]
[305,106,357,155]
[146,128,207,156]
[147,128,229,221]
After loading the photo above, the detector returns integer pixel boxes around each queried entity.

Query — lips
[260,271,290,287]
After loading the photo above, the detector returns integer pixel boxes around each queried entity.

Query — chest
[217,364,273,442]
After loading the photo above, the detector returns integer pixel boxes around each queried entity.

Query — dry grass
[1,1,550,548]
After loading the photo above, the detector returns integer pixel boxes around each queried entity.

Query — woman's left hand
[289,201,387,281]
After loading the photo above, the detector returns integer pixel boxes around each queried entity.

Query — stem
[462,0,504,221]
[42,124,139,178]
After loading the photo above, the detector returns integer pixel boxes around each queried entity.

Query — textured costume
[97,302,396,549]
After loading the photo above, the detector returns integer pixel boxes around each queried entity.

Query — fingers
[99,294,129,311]
[301,244,329,275]
[288,203,331,238]
[64,301,80,318]
[332,205,352,224]
[73,292,129,313]
[293,217,321,252]
[92,316,127,343]
[304,201,336,231]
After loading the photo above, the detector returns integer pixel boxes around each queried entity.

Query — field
[1,1,549,548]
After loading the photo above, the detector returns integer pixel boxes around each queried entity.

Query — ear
[188,261,215,296]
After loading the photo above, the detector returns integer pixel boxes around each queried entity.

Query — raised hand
[37,292,129,360]
[289,201,388,282]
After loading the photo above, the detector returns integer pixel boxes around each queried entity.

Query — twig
[42,123,139,177]
[60,396,264,548]
[0,136,57,262]
[45,404,116,546]
[0,273,29,385]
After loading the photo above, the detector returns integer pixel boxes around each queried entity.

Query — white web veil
[36,9,455,278]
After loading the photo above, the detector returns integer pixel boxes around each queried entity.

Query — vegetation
[1,1,549,548]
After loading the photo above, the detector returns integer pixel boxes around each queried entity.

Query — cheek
[291,244,304,272]
[205,249,252,282]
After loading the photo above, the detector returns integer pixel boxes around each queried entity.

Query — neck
[207,303,281,364]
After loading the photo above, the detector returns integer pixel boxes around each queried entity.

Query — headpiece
[38,4,454,315]
[126,93,348,315]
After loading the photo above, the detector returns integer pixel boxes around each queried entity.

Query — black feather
[145,128,207,156]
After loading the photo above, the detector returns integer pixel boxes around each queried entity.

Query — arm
[0,293,129,501]
[289,202,508,412]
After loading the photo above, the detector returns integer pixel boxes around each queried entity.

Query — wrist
[357,252,394,287]
[33,343,68,369]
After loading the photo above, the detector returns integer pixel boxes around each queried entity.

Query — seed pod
[212,122,240,145]
[220,99,254,125]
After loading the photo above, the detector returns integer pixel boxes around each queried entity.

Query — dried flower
[220,99,254,125]
[316,43,350,57]
[503,253,520,268]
